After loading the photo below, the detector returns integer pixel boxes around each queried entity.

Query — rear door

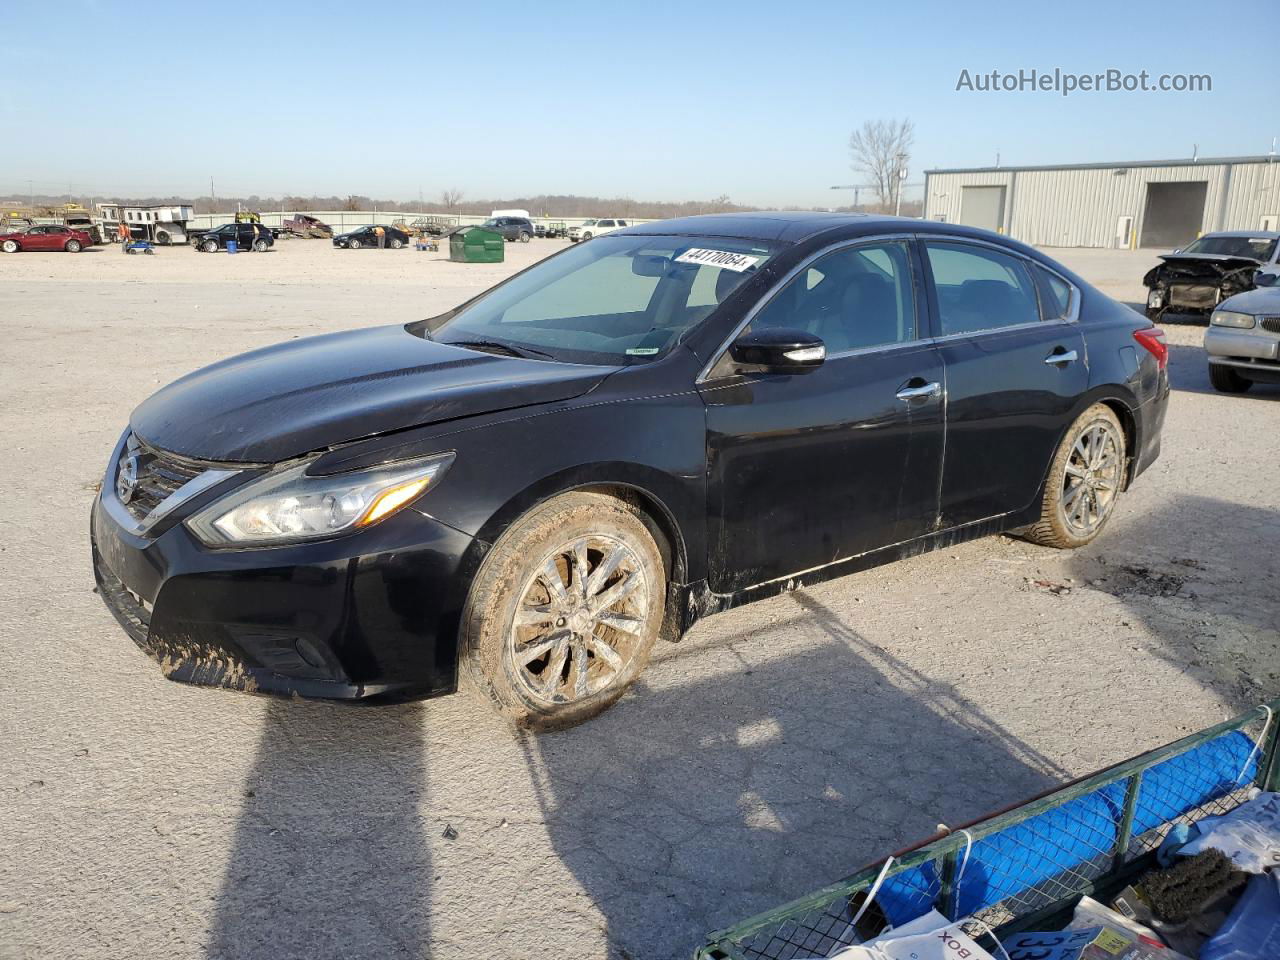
[701,237,945,593]
[922,239,1086,527]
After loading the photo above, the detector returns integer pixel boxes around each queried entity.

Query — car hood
[130,324,615,463]
[1217,285,1280,315]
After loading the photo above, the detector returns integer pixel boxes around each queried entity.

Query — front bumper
[1205,326,1280,384]
[90,483,480,701]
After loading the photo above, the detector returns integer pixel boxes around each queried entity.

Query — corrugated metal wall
[924,160,1280,248]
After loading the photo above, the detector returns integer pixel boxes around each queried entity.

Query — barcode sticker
[674,248,761,272]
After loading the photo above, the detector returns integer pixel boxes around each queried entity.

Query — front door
[921,239,1088,527]
[700,238,945,594]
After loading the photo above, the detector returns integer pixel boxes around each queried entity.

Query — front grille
[120,438,204,523]
[1261,316,1280,334]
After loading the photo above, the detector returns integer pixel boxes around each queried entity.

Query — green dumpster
[449,226,504,263]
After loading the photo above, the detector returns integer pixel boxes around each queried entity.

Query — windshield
[580,219,597,226]
[1181,235,1278,261]
[425,234,780,364]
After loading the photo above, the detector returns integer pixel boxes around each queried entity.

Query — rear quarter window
[1033,265,1074,321]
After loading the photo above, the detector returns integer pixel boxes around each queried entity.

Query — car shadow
[1167,341,1280,399]
[1066,494,1280,713]
[204,697,433,959]
[517,592,1073,958]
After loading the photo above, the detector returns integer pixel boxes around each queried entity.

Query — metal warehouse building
[923,155,1280,249]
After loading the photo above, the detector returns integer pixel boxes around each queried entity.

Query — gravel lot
[1,238,1277,960]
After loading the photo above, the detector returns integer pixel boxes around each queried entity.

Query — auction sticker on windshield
[674,248,761,272]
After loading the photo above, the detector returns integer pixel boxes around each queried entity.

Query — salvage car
[0,224,93,253]
[91,213,1169,729]
[480,216,535,243]
[332,225,410,249]
[283,214,333,239]
[190,222,274,252]
[1203,280,1280,393]
[1143,231,1280,320]
[568,218,628,242]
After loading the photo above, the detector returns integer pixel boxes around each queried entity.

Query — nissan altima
[91,213,1169,729]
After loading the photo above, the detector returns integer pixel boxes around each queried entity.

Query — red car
[0,224,93,253]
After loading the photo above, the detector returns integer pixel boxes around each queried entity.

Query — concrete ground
[1,238,1277,960]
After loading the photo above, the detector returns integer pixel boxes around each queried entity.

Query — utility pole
[893,152,907,217]
[210,176,216,213]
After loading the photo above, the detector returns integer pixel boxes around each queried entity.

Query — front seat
[837,274,899,351]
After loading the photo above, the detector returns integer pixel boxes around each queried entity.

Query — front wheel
[1,239,18,253]
[1209,362,1251,393]
[65,239,82,252]
[582,232,593,241]
[1020,403,1126,549]
[462,492,665,731]
[348,238,361,249]
[202,239,218,253]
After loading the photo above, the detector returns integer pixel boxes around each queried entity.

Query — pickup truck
[568,218,629,242]
[283,214,333,239]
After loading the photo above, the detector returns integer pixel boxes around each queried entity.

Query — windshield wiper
[445,338,556,361]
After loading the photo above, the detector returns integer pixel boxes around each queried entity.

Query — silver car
[1204,282,1280,392]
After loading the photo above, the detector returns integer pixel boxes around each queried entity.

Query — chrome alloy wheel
[508,535,650,706]
[1060,419,1123,538]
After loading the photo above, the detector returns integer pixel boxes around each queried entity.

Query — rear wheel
[253,239,269,252]
[518,231,530,243]
[462,492,665,730]
[65,239,82,252]
[1021,403,1126,549]
[202,239,218,253]
[1,239,18,253]
[389,237,403,249]
[1209,362,1252,393]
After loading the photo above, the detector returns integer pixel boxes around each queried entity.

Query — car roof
[620,211,942,243]
[1198,230,1280,240]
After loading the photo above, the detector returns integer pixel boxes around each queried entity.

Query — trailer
[97,202,196,245]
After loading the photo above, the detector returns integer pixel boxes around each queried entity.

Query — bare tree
[440,188,464,211]
[848,118,914,211]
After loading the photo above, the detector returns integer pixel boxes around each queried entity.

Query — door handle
[896,380,941,401]
[1044,349,1078,366]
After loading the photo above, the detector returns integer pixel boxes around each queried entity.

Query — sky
[2,0,1275,208]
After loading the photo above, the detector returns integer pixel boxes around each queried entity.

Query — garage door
[1140,181,1207,248]
[959,186,1006,233]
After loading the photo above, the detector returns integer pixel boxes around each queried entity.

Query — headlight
[186,452,454,547]
[1211,310,1256,328]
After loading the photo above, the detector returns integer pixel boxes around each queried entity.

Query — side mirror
[729,328,826,370]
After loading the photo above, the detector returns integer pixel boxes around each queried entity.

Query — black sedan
[332,225,410,249]
[91,213,1169,729]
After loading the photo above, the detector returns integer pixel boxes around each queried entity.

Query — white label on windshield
[674,248,761,272]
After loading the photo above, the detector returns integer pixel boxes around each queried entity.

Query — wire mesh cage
[695,700,1278,960]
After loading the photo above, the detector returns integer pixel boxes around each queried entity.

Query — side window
[925,242,1041,335]
[1032,264,1074,321]
[617,220,628,226]
[748,241,917,354]
[599,220,614,227]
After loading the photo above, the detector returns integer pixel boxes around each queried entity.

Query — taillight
[1133,327,1168,370]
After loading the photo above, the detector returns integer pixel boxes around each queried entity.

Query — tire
[202,240,218,253]
[349,238,361,250]
[1,239,18,253]
[518,231,530,243]
[1020,403,1126,549]
[583,232,593,241]
[461,492,666,731]
[1209,362,1251,393]
[390,238,403,249]
[65,239,82,253]
[253,239,269,252]
[155,230,170,245]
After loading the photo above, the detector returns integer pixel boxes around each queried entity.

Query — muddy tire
[461,491,665,731]
[1208,362,1251,394]
[1020,402,1126,549]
